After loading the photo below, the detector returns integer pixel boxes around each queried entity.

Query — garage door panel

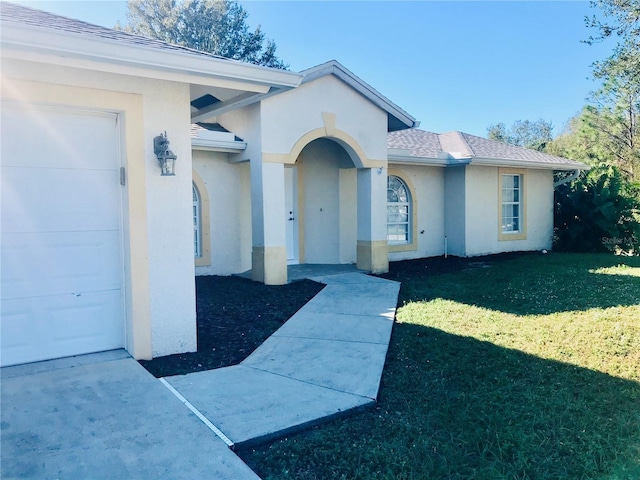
[1,104,125,367]
[1,106,118,171]
[2,230,122,300]
[48,290,124,347]
[1,291,123,366]
[1,168,120,234]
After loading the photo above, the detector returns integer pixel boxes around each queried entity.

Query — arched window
[387,175,411,245]
[193,183,202,258]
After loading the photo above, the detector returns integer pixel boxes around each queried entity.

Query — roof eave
[471,157,591,170]
[388,154,471,167]
[1,22,302,91]
[191,138,247,153]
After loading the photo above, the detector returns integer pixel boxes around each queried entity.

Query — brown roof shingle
[0,2,229,61]
[388,128,585,167]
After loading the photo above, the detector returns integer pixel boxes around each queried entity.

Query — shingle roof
[0,2,229,61]
[388,128,586,168]
[387,128,441,157]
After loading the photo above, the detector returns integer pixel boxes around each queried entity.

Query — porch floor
[238,263,365,283]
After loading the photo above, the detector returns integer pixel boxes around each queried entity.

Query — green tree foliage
[119,0,287,69]
[548,97,639,180]
[554,164,640,254]
[581,0,640,180]
[585,0,639,83]
[487,119,554,151]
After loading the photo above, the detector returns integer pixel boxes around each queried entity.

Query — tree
[118,0,287,69]
[580,0,640,180]
[548,97,639,180]
[585,0,640,83]
[554,164,640,254]
[486,119,554,151]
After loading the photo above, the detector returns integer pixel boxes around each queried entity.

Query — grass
[238,253,640,480]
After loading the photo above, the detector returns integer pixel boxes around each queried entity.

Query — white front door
[285,167,299,264]
[1,104,125,366]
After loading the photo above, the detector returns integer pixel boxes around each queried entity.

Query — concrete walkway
[166,272,400,448]
[1,271,400,479]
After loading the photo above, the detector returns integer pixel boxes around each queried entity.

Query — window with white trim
[501,174,522,234]
[387,175,411,244]
[193,183,202,258]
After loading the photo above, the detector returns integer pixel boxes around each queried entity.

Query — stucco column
[250,158,288,285]
[357,167,389,273]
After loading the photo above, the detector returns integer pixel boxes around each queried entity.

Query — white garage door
[1,104,125,366]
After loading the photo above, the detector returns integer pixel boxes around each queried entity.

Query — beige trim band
[498,167,528,241]
[261,126,386,169]
[356,240,389,274]
[192,169,212,267]
[387,168,418,253]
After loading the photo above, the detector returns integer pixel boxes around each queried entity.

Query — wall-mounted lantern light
[153,131,177,176]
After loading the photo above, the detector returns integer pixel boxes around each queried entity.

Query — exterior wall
[444,166,467,257]
[388,164,446,262]
[339,168,358,264]
[2,59,197,359]
[260,75,389,166]
[299,139,356,264]
[218,74,391,280]
[193,152,252,276]
[464,165,553,256]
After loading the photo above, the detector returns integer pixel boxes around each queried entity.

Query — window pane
[387,175,411,244]
[501,175,522,234]
[193,184,201,257]
[502,175,514,188]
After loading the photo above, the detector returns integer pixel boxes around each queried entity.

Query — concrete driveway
[0,350,259,480]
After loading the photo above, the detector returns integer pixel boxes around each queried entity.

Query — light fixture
[153,131,177,176]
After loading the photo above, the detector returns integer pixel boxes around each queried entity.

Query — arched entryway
[288,137,358,266]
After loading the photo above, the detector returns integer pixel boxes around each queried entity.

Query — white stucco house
[0,3,587,367]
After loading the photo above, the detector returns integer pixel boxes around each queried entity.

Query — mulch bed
[378,251,533,282]
[140,253,535,377]
[139,276,324,377]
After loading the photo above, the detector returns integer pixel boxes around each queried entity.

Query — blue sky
[19,1,614,137]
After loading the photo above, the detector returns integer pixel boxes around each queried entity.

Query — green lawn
[240,253,640,480]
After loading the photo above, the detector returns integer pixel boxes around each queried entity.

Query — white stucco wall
[464,165,553,256]
[388,164,446,262]
[3,59,197,359]
[193,152,252,276]
[261,75,389,165]
[300,139,356,264]
[339,168,358,264]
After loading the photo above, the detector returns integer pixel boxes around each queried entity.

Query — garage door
[1,104,125,366]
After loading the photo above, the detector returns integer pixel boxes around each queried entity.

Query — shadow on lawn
[388,324,640,478]
[375,324,640,479]
[389,253,640,316]
[243,323,640,480]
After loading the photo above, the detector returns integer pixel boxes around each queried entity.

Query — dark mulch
[378,251,536,282]
[139,276,324,377]
[140,253,538,378]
